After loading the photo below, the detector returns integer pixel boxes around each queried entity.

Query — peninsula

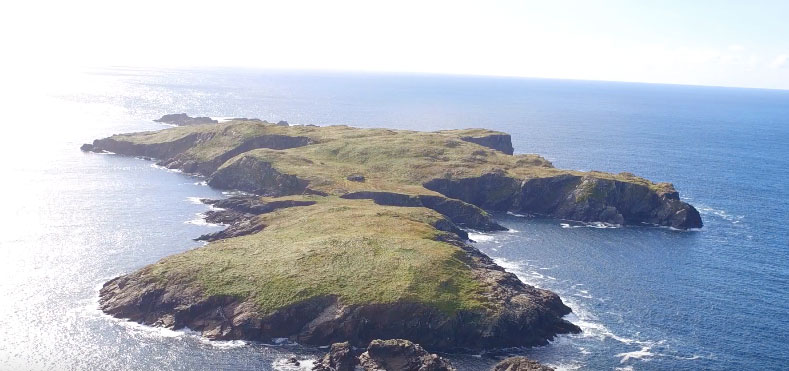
[83,118,701,352]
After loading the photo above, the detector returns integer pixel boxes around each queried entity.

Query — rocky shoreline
[310,339,554,371]
[85,117,702,363]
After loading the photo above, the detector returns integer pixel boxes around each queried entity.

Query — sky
[1,0,789,89]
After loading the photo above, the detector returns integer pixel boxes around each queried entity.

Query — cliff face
[84,118,702,352]
[423,172,702,229]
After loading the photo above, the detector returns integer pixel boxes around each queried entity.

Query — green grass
[148,197,486,315]
[112,120,669,194]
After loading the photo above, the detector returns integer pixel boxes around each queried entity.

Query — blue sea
[0,68,787,370]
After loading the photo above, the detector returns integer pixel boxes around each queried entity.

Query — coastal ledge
[85,117,701,352]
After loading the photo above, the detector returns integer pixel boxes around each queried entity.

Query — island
[82,118,701,353]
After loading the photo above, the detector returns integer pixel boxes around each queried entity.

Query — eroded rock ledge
[86,117,701,354]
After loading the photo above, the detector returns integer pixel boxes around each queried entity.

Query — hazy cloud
[770,54,788,69]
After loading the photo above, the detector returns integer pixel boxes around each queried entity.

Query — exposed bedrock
[340,191,505,233]
[423,173,703,229]
[98,232,579,352]
[459,133,514,155]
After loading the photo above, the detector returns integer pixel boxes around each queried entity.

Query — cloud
[770,54,789,69]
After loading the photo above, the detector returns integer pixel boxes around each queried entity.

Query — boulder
[313,342,357,371]
[358,339,455,371]
[313,339,455,371]
[346,174,366,182]
[491,356,554,371]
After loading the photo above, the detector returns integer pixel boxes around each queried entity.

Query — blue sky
[2,0,788,89]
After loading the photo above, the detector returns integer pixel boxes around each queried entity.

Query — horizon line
[91,64,789,93]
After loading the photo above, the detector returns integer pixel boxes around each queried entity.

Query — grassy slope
[110,120,671,196]
[148,197,487,315]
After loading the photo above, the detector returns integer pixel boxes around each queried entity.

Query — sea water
[0,67,786,370]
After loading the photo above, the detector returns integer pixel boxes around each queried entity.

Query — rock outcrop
[154,113,218,126]
[491,356,554,371]
[312,342,358,371]
[208,155,311,196]
[313,339,455,371]
[359,339,456,371]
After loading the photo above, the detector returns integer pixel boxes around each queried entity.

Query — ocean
[0,67,787,370]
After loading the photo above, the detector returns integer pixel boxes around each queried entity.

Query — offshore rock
[358,339,455,371]
[154,113,218,126]
[491,356,554,371]
[312,342,357,371]
[313,339,455,371]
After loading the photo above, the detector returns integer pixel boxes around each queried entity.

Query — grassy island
[85,119,700,351]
